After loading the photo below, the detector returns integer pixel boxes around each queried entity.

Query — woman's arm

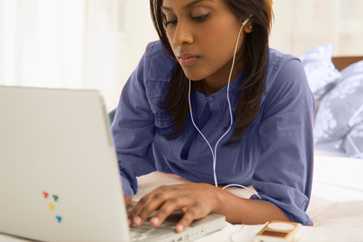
[129,183,289,233]
[112,46,156,197]
[214,187,290,224]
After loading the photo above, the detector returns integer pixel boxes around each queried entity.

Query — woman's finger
[137,192,167,223]
[150,197,191,227]
[130,185,169,216]
[176,207,203,233]
[131,186,178,225]
[128,194,152,226]
[124,196,137,225]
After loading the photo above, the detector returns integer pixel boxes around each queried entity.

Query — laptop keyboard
[130,220,177,241]
[129,213,182,241]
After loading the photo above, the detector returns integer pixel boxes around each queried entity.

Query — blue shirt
[111,41,315,225]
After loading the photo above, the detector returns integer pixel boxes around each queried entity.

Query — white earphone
[188,16,261,199]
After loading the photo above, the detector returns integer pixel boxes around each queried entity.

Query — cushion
[301,44,341,101]
[314,61,363,144]
[343,122,363,158]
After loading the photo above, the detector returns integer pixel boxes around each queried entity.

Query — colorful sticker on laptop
[42,191,63,224]
[52,194,59,202]
[55,215,62,223]
[48,202,55,211]
[42,191,49,199]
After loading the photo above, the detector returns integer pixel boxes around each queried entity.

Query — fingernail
[151,217,159,226]
[176,224,184,233]
[133,216,142,226]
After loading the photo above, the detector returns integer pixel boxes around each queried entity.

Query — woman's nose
[172,21,194,47]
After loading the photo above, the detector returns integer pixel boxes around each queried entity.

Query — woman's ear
[244,23,253,33]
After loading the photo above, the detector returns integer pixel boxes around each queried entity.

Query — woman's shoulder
[267,48,304,81]
[265,48,308,97]
[142,40,177,82]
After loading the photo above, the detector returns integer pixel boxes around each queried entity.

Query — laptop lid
[0,86,129,242]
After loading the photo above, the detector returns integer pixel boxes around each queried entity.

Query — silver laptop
[0,86,226,242]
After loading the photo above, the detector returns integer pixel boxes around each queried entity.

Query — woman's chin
[181,69,208,81]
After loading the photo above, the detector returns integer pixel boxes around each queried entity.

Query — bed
[294,53,363,241]
[332,56,363,71]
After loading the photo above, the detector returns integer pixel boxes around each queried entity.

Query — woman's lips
[178,55,200,66]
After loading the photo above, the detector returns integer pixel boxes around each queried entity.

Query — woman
[111,0,314,233]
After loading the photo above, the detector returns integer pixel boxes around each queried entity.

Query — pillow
[314,61,363,144]
[343,122,363,159]
[301,44,341,101]
[315,140,345,156]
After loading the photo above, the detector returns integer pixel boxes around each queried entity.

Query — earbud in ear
[244,23,253,33]
[241,15,253,33]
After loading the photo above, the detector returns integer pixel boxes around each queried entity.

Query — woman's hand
[128,183,221,233]
[124,196,137,226]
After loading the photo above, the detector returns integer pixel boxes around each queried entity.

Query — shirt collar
[193,72,245,111]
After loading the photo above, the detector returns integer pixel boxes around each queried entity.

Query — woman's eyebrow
[161,0,212,12]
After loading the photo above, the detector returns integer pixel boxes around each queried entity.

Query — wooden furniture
[332,56,363,71]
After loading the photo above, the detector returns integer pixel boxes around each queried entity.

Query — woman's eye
[162,13,209,28]
[192,14,209,22]
[164,19,177,27]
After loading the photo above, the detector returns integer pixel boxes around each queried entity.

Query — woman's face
[161,0,250,90]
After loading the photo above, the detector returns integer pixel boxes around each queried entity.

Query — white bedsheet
[302,152,363,241]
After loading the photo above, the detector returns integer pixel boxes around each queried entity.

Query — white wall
[110,1,158,109]
[270,0,363,56]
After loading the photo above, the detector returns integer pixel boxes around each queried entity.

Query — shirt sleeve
[251,58,315,225]
[111,50,156,196]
